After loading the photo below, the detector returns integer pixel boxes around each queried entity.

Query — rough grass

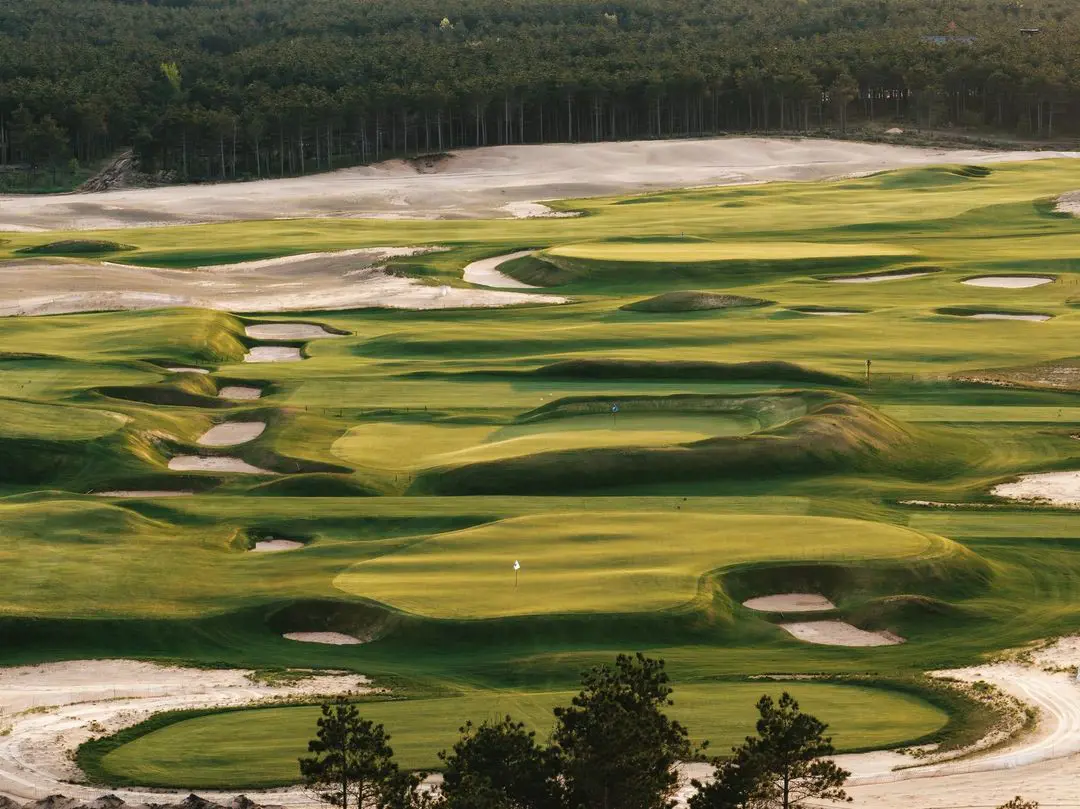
[15,239,133,256]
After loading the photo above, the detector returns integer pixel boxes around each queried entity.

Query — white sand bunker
[244,346,302,363]
[218,385,262,400]
[966,312,1051,322]
[744,593,836,612]
[463,250,541,289]
[164,366,210,374]
[245,323,340,340]
[962,275,1054,288]
[284,632,363,645]
[168,456,276,475]
[94,490,195,498]
[993,471,1080,506]
[779,620,904,646]
[829,271,932,284]
[197,421,266,447]
[251,539,305,552]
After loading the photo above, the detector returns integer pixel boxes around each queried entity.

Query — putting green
[333,513,941,618]
[331,413,759,471]
[96,682,948,787]
[545,241,915,263]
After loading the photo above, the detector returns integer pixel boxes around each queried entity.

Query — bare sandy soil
[462,251,540,289]
[742,593,836,612]
[778,621,904,646]
[1,138,1076,231]
[968,312,1052,321]
[218,386,262,401]
[244,323,338,340]
[829,271,933,284]
[243,347,302,363]
[250,539,304,553]
[196,422,266,447]
[0,249,564,317]
[0,660,369,805]
[993,470,1080,505]
[167,456,275,475]
[962,275,1054,288]
[282,633,362,645]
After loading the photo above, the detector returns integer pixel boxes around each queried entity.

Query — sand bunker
[967,312,1052,322]
[164,366,210,375]
[962,275,1054,288]
[0,248,565,316]
[743,593,836,612]
[244,346,302,363]
[167,456,275,475]
[0,659,370,805]
[218,385,262,400]
[283,632,363,645]
[2,138,1077,230]
[829,271,932,284]
[993,471,1080,505]
[93,490,195,498]
[245,323,339,340]
[779,621,904,646]
[197,422,266,446]
[251,539,305,552]
[462,250,541,289]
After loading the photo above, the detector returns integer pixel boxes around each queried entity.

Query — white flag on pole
[513,560,521,570]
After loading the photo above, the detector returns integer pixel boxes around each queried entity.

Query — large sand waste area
[0,661,369,805]
[1,138,1077,231]
[0,249,564,316]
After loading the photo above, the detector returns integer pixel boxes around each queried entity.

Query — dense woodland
[3,0,1080,186]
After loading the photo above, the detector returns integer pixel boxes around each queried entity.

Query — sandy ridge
[2,138,1077,231]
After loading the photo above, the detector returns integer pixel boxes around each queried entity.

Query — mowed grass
[331,413,757,471]
[333,513,941,618]
[545,241,915,262]
[97,682,948,787]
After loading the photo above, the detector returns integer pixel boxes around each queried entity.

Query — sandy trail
[1,138,1076,231]
[0,248,565,317]
[0,660,369,805]
[462,251,540,289]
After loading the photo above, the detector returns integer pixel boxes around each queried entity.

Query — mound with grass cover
[15,239,133,256]
[621,291,773,312]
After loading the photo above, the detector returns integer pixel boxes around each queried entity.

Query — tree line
[3,0,1080,188]
[299,653,1039,809]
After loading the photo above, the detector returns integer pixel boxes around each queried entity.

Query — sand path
[1,138,1076,231]
[0,248,565,317]
[0,660,369,805]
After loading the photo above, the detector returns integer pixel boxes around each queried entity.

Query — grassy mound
[532,359,852,386]
[413,395,914,495]
[246,473,378,497]
[15,239,133,256]
[333,512,950,619]
[118,248,298,268]
[621,291,773,312]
